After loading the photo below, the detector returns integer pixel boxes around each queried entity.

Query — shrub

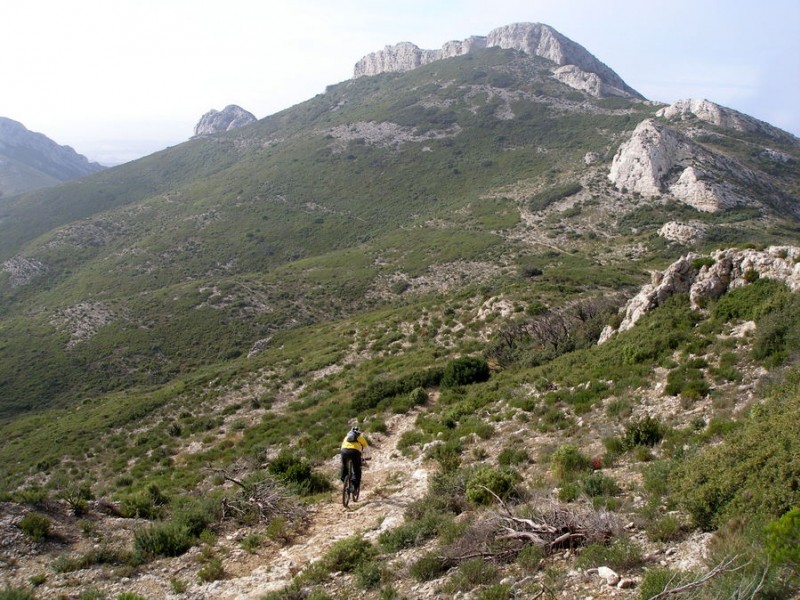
[118,594,148,600]
[378,511,447,552]
[52,546,136,573]
[765,507,800,567]
[622,416,664,449]
[172,496,219,537]
[465,467,517,506]
[646,515,685,543]
[497,447,528,466]
[691,257,715,270]
[516,544,545,572]
[445,558,499,592]
[550,444,590,481]
[477,584,512,600]
[0,587,37,600]
[441,356,490,388]
[197,557,224,582]
[639,568,692,600]
[575,537,643,571]
[268,450,331,496]
[673,387,800,529]
[18,513,51,541]
[133,522,192,558]
[581,472,620,499]
[397,430,427,453]
[409,387,428,406]
[321,535,376,573]
[410,552,449,581]
[241,533,263,553]
[354,560,385,589]
[528,182,582,211]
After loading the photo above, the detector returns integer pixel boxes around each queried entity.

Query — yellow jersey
[341,432,368,452]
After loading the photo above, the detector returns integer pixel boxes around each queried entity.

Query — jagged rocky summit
[193,105,257,137]
[599,246,800,343]
[0,117,104,195]
[353,22,643,99]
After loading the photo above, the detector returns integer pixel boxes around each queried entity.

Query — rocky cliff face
[608,116,773,213]
[0,117,104,196]
[599,246,800,343]
[193,105,257,137]
[353,22,642,99]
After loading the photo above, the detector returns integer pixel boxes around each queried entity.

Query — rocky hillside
[0,117,104,197]
[0,21,799,600]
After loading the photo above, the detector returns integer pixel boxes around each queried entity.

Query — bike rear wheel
[342,457,356,508]
[342,472,352,508]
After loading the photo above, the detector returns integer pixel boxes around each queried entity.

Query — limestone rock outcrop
[658,221,707,244]
[657,99,798,144]
[193,105,257,137]
[608,119,755,212]
[598,246,800,343]
[354,22,642,99]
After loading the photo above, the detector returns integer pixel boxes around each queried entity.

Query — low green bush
[133,522,193,558]
[550,444,590,481]
[575,537,643,571]
[321,535,376,573]
[268,450,331,496]
[765,507,800,568]
[672,379,800,530]
[410,552,449,582]
[581,472,620,499]
[378,511,448,552]
[445,558,499,592]
[197,556,224,582]
[477,584,512,600]
[622,416,664,449]
[18,513,51,541]
[497,447,528,466]
[354,560,385,589]
[646,515,685,543]
[441,356,490,388]
[0,586,37,600]
[465,467,517,505]
[52,546,136,573]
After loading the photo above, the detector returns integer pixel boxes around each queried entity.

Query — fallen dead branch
[444,487,618,564]
[648,556,759,600]
[212,468,306,525]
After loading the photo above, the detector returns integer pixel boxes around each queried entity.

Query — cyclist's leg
[353,452,362,488]
[340,450,349,482]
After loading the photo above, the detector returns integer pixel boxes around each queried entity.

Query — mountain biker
[340,425,369,493]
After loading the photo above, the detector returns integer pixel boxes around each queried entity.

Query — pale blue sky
[3,0,798,164]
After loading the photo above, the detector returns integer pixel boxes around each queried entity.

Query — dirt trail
[192,406,433,599]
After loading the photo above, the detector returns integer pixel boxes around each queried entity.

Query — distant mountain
[0,117,104,197]
[193,104,257,136]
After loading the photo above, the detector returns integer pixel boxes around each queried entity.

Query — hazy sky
[3,0,799,165]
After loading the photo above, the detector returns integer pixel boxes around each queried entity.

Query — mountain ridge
[354,22,643,99]
[0,117,104,197]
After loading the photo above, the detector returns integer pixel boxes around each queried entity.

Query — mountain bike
[342,455,369,508]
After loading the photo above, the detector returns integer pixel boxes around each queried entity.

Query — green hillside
[0,44,799,599]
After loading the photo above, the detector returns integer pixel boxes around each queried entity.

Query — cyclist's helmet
[351,426,360,433]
